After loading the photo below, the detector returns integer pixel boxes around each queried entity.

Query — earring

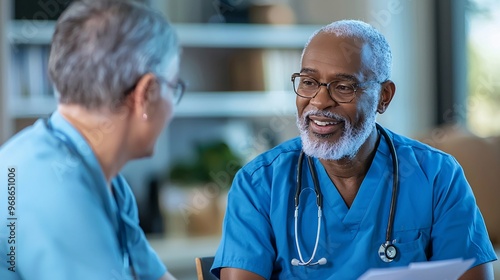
[142,113,148,120]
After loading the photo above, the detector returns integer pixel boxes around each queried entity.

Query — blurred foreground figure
[0,0,185,279]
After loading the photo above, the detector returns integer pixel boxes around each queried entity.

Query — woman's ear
[128,73,158,119]
[377,80,396,114]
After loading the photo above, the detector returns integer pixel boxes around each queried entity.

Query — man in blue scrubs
[0,0,184,279]
[212,20,497,279]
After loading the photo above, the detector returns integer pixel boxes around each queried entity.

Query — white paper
[357,258,475,280]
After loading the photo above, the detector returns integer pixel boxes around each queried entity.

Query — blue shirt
[212,126,497,279]
[0,111,166,280]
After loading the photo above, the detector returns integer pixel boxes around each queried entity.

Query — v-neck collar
[313,134,392,228]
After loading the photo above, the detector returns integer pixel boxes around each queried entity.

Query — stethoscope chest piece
[378,241,397,263]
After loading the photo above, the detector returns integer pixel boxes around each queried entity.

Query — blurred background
[0,0,499,279]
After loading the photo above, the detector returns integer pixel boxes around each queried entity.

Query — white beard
[296,109,377,160]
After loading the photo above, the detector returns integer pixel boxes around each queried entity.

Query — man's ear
[377,80,396,114]
[128,73,158,119]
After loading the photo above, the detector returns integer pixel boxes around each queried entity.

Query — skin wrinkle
[297,87,379,161]
[296,30,385,180]
[297,32,381,161]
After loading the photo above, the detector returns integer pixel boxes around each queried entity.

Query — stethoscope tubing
[293,123,399,265]
[377,123,399,247]
[293,152,325,266]
[293,206,323,265]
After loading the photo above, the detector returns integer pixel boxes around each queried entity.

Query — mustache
[302,110,347,123]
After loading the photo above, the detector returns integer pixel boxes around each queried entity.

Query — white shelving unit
[9,20,319,47]
[6,21,321,120]
[9,91,297,118]
[175,91,296,118]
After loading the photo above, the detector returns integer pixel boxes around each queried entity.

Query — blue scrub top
[212,126,497,279]
[0,111,166,280]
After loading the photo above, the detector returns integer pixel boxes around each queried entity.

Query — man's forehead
[303,33,372,67]
[301,33,374,81]
[306,32,366,55]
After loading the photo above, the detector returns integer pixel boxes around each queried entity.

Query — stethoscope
[291,123,399,266]
[44,116,134,274]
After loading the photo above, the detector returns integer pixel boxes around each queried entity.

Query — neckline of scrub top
[47,111,119,225]
[312,128,393,228]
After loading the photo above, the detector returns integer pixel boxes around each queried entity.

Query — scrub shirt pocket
[393,229,429,263]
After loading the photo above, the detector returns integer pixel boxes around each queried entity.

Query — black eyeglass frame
[123,75,187,105]
[291,73,378,104]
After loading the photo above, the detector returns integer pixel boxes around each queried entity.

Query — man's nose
[310,85,339,109]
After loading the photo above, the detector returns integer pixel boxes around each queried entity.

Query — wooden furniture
[195,256,217,280]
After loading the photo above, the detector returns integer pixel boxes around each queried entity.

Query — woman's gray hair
[48,0,179,109]
[302,19,392,83]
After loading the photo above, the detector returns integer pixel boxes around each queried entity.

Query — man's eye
[335,84,353,93]
[301,79,316,86]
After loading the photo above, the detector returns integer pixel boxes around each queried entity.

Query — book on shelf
[262,49,301,92]
[230,48,301,93]
[9,45,54,99]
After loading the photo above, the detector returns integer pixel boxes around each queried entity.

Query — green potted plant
[164,140,243,237]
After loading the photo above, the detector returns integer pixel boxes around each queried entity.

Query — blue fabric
[212,126,497,279]
[0,111,166,280]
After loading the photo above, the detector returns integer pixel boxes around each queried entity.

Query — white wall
[367,0,436,137]
[291,0,372,24]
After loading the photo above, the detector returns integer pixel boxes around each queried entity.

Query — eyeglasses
[158,76,186,105]
[291,73,368,104]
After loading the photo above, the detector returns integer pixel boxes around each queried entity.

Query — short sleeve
[429,155,497,266]
[211,168,276,279]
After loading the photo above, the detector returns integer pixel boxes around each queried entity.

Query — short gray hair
[302,19,392,83]
[48,0,179,109]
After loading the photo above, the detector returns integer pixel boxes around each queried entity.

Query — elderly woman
[0,0,184,279]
